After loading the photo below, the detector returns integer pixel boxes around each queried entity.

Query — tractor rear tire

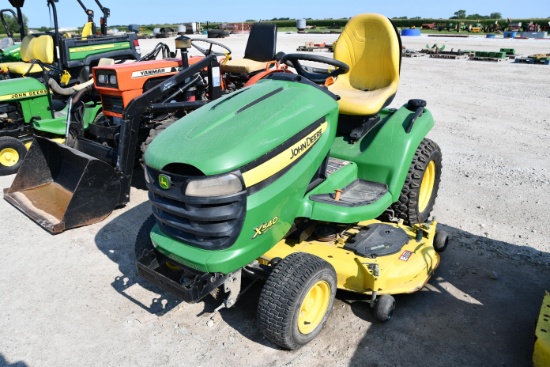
[0,136,27,176]
[391,138,442,225]
[257,252,337,350]
[140,117,179,157]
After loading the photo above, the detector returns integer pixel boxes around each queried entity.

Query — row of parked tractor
[0,2,454,352]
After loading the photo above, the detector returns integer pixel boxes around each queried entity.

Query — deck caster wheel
[374,295,396,322]
[0,136,27,176]
[257,252,337,350]
[433,231,449,253]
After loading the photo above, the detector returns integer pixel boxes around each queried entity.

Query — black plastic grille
[146,166,246,250]
[101,95,124,114]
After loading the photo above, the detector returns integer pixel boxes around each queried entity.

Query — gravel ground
[1,32,549,367]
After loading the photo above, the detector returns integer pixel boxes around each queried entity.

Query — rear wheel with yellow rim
[257,252,337,350]
[390,138,442,225]
[0,136,27,176]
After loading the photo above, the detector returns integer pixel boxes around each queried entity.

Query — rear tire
[257,252,337,350]
[391,138,442,225]
[0,136,27,176]
[140,117,179,157]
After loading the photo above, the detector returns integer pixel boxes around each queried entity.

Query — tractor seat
[0,35,54,75]
[328,13,401,116]
[221,23,277,74]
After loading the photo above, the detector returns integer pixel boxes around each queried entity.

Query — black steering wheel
[279,53,349,84]
[190,39,231,57]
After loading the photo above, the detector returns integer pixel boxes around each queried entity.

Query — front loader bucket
[3,137,121,234]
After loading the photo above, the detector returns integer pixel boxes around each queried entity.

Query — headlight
[97,74,106,84]
[109,75,117,85]
[185,174,243,197]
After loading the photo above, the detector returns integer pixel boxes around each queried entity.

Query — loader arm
[115,54,222,204]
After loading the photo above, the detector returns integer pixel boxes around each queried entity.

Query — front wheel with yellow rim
[0,136,27,176]
[390,138,442,226]
[257,252,337,350]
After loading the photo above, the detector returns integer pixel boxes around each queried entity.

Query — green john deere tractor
[136,13,449,350]
[0,0,140,175]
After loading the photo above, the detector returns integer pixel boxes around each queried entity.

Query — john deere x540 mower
[135,13,449,350]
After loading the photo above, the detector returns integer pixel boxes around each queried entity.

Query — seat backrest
[243,23,277,62]
[18,35,33,61]
[81,22,93,39]
[334,14,401,93]
[22,35,54,64]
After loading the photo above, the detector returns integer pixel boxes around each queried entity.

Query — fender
[32,103,102,136]
[331,103,434,201]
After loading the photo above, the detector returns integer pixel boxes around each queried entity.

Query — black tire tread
[374,294,396,322]
[391,138,442,225]
[140,117,179,156]
[257,252,336,350]
[0,136,27,176]
[135,215,156,260]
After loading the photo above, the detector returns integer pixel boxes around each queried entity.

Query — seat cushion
[221,58,269,74]
[5,62,44,74]
[329,77,398,116]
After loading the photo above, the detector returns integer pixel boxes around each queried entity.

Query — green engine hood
[145,78,339,176]
[0,77,47,100]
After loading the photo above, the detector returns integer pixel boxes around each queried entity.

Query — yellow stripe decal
[69,44,117,53]
[0,89,47,101]
[242,121,327,187]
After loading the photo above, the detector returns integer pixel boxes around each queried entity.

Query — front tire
[257,252,337,350]
[391,138,442,225]
[0,136,27,176]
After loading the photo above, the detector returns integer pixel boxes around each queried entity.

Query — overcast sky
[21,0,550,28]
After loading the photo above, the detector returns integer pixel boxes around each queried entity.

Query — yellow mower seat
[328,13,401,116]
[221,23,277,75]
[0,35,54,75]
[0,35,33,72]
[81,22,93,39]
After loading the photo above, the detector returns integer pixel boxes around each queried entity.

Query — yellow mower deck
[533,291,550,367]
[260,220,440,296]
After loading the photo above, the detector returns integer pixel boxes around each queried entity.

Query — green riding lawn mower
[3,12,448,350]
[0,0,140,175]
[134,13,449,349]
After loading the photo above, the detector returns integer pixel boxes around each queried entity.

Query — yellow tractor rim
[0,147,19,167]
[418,160,436,212]
[298,280,331,334]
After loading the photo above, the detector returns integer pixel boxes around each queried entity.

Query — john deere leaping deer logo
[158,174,171,189]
